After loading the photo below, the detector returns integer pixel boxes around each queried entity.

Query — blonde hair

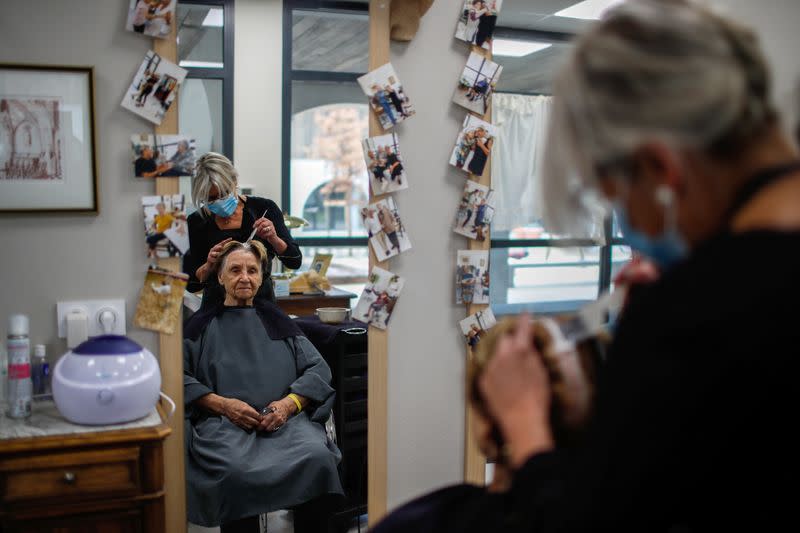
[542,0,777,235]
[216,240,269,275]
[191,152,239,217]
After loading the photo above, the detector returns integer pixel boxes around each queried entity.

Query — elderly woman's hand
[258,399,294,432]
[479,315,555,468]
[221,398,262,431]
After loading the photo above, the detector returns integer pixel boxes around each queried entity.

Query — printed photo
[353,267,405,330]
[455,0,503,50]
[133,266,188,335]
[310,253,333,276]
[122,50,187,125]
[360,197,412,260]
[131,134,196,178]
[456,250,490,305]
[449,114,496,177]
[141,194,189,258]
[357,63,415,130]
[460,308,497,348]
[362,133,408,194]
[453,52,503,116]
[126,0,176,38]
[454,180,495,241]
[0,98,62,180]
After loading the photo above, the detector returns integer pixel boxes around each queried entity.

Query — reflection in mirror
[182,2,371,532]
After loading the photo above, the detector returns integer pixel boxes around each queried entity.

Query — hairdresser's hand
[221,398,261,432]
[206,237,233,266]
[480,315,554,468]
[614,254,659,288]
[254,217,278,243]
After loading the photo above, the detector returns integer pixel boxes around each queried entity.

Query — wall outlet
[57,300,126,338]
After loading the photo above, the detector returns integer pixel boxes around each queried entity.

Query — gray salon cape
[183,306,343,526]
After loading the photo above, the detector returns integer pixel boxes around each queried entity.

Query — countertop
[0,400,162,441]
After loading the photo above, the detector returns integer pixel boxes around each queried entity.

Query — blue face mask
[614,199,688,271]
[207,193,238,218]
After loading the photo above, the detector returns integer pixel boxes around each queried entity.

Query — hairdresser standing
[478,1,800,532]
[183,153,301,307]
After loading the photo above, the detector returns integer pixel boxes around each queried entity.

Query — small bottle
[32,344,50,399]
[0,349,7,407]
[6,314,32,418]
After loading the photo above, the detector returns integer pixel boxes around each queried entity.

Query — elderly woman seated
[183,240,343,533]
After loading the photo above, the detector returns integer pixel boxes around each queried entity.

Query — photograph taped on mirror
[358,63,415,130]
[131,134,196,178]
[353,266,405,330]
[456,250,490,305]
[141,194,189,258]
[453,51,503,116]
[460,307,497,348]
[360,196,412,260]
[454,179,495,241]
[455,0,503,50]
[126,0,176,39]
[363,132,408,194]
[122,50,187,125]
[450,114,496,177]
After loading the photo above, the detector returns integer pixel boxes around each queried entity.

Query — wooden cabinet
[0,412,170,533]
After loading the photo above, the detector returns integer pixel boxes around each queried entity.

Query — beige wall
[0,0,158,356]
[234,0,284,204]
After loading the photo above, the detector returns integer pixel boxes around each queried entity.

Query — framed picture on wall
[0,64,99,214]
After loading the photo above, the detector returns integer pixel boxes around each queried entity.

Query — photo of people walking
[449,114,496,177]
[362,133,408,194]
[358,63,415,130]
[454,180,495,241]
[453,52,503,116]
[454,0,503,50]
[456,250,490,305]
[353,267,405,330]
[360,197,412,260]
[122,50,186,124]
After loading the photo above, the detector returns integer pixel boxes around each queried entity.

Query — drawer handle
[63,472,76,484]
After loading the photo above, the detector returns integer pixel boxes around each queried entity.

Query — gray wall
[385,0,474,508]
[0,0,157,357]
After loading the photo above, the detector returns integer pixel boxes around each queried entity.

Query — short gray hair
[191,152,239,217]
[542,0,776,235]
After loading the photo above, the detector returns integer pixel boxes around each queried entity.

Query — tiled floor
[188,511,368,533]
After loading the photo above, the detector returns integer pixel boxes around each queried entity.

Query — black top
[372,484,504,533]
[503,229,800,532]
[183,196,302,295]
[134,157,156,177]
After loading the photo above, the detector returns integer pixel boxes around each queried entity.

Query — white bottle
[7,314,32,418]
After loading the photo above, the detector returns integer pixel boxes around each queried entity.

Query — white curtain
[491,93,552,232]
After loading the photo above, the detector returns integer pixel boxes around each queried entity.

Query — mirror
[180,2,371,533]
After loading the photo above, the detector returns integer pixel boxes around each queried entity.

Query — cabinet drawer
[0,447,141,504]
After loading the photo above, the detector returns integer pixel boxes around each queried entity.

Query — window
[177,0,234,207]
[282,2,370,288]
[489,29,631,315]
